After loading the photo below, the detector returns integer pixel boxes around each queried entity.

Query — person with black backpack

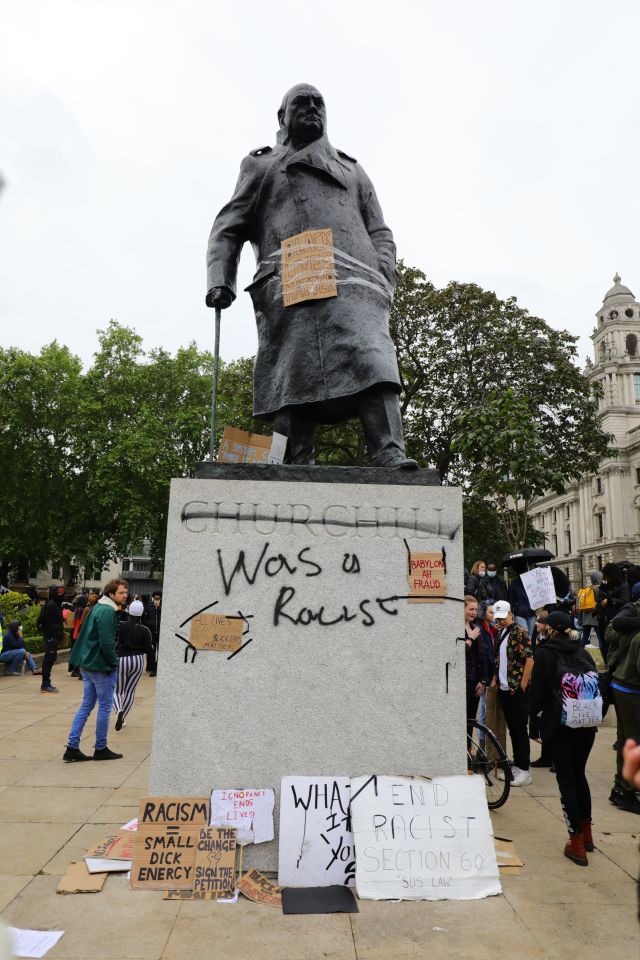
[112,600,154,732]
[529,611,602,866]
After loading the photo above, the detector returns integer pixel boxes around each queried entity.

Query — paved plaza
[0,670,637,960]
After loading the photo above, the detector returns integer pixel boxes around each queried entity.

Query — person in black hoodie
[36,585,66,693]
[597,563,630,664]
[112,600,154,731]
[529,611,599,866]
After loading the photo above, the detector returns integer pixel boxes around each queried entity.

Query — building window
[553,534,558,555]
[597,554,603,571]
[627,333,638,356]
[595,477,603,494]
[636,467,640,486]
[596,514,604,538]
[634,373,640,403]
[566,530,572,555]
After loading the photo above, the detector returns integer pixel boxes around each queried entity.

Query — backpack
[576,586,597,611]
[555,651,603,729]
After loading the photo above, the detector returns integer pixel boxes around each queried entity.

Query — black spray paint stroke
[179,600,219,628]
[181,505,460,541]
[348,774,378,808]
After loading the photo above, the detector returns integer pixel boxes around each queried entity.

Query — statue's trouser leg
[357,387,407,466]
[272,407,316,465]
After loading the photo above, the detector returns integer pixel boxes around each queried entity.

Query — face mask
[478,570,486,577]
[487,571,497,578]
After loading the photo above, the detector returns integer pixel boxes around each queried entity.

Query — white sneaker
[511,767,532,787]
[497,766,512,782]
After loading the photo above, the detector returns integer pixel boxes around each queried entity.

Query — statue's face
[287,88,326,145]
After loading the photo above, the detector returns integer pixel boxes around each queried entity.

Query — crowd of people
[464,558,640,868]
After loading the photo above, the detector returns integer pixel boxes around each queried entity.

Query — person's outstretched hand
[622,738,640,790]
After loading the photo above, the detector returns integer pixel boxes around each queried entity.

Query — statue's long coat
[206,136,401,419]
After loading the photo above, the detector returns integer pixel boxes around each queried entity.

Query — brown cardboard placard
[131,824,200,890]
[57,861,107,894]
[407,551,447,603]
[237,867,282,908]
[217,426,271,464]
[189,613,243,652]
[85,832,136,861]
[138,796,210,825]
[162,888,235,901]
[281,228,337,307]
[131,796,211,891]
[193,827,237,895]
[494,837,524,869]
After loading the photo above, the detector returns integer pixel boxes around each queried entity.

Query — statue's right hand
[207,287,233,310]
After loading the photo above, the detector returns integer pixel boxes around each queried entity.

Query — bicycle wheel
[467,719,511,810]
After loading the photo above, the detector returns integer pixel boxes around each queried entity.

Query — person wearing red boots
[529,610,600,866]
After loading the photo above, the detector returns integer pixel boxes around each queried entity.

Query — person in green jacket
[63,578,129,762]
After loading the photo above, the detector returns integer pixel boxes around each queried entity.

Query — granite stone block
[150,472,466,871]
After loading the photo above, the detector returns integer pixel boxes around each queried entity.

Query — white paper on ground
[120,817,138,831]
[350,774,501,901]
[278,776,354,887]
[216,887,239,903]
[84,857,131,873]
[210,788,275,844]
[8,927,64,959]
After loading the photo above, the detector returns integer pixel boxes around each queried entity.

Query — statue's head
[277,84,326,147]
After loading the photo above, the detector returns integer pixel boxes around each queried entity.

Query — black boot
[63,746,91,763]
[93,747,123,760]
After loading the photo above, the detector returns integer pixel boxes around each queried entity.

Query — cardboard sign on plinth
[237,867,282,907]
[193,827,237,895]
[407,551,447,603]
[217,426,287,465]
[131,796,210,891]
[189,614,243,652]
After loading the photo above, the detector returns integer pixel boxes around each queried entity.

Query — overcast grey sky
[2,1,639,369]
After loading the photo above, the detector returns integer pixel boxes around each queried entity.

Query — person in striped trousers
[113,600,154,731]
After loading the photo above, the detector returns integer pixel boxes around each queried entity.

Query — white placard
[350,775,501,901]
[210,788,275,844]
[278,776,354,887]
[267,431,288,464]
[519,566,556,610]
[8,928,64,959]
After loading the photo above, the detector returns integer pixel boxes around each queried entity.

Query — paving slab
[0,759,43,786]
[512,901,638,960]
[0,875,33,911]
[42,822,126,875]
[0,735,70,761]
[19,760,141,789]
[349,895,545,960]
[2,875,181,959]
[162,899,356,960]
[0,821,82,874]
[0,786,111,822]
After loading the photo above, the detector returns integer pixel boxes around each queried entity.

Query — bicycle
[467,719,511,809]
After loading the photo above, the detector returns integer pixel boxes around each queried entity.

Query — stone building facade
[529,274,640,589]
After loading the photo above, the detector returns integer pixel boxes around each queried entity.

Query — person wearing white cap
[112,600,154,731]
[493,600,534,787]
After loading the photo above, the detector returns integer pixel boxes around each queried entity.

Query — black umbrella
[501,548,554,568]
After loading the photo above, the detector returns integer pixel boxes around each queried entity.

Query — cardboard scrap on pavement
[407,551,447,603]
[494,837,524,873]
[85,832,136,861]
[189,613,243,652]
[57,861,107,894]
[162,888,238,902]
[217,426,287,465]
[237,867,282,908]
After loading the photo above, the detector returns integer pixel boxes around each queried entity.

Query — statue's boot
[272,407,316,464]
[358,387,418,469]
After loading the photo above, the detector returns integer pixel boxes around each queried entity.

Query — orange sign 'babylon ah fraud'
[281,228,337,307]
[407,552,447,603]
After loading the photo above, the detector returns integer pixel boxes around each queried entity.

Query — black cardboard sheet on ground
[281,885,359,914]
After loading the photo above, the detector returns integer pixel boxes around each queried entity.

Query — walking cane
[209,306,222,461]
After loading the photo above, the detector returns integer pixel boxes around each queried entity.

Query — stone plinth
[149,467,466,871]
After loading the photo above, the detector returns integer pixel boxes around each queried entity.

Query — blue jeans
[0,649,25,673]
[515,615,536,637]
[68,670,117,751]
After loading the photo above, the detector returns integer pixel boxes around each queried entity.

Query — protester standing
[597,563,630,663]
[508,573,536,636]
[143,591,162,677]
[63,579,128,762]
[464,596,490,721]
[529,611,600,865]
[493,600,534,786]
[113,600,154,731]
[485,561,508,603]
[36,585,66,693]
[466,562,491,603]
[606,586,640,814]
[578,572,604,649]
